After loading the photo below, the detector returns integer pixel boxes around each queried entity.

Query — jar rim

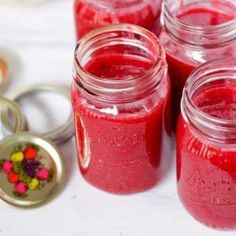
[82,0,144,10]
[74,24,167,102]
[164,0,236,46]
[182,58,236,142]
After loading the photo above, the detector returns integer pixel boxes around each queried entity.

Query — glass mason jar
[71,24,171,194]
[159,0,236,127]
[177,58,236,229]
[74,0,163,39]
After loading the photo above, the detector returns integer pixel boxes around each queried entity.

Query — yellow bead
[11,151,24,162]
[28,178,40,190]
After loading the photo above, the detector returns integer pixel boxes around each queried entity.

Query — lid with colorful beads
[0,133,64,208]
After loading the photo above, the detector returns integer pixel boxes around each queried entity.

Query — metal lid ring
[9,84,74,144]
[0,96,26,137]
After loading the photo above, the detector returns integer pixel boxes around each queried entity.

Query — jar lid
[8,84,74,144]
[0,58,9,94]
[0,97,26,139]
[0,133,64,208]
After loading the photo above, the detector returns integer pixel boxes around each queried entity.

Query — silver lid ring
[9,84,74,144]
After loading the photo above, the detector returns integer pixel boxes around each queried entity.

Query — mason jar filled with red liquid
[71,24,171,194]
[177,58,236,229]
[160,0,236,127]
[74,0,163,39]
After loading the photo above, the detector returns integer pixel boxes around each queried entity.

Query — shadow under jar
[177,58,236,229]
[74,0,163,39]
[72,24,171,194]
[159,0,236,128]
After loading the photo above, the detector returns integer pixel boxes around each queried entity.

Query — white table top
[0,1,234,235]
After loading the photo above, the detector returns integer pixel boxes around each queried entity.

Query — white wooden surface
[0,1,235,235]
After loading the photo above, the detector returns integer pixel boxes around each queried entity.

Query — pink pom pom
[37,168,50,181]
[14,182,28,194]
[2,160,13,174]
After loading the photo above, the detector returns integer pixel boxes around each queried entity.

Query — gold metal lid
[0,133,64,208]
[8,84,74,144]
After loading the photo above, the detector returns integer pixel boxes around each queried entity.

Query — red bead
[8,172,20,183]
[24,147,37,160]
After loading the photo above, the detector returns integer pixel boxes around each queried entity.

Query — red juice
[177,85,236,229]
[74,0,162,38]
[160,4,236,127]
[177,8,233,26]
[165,53,195,128]
[72,52,170,194]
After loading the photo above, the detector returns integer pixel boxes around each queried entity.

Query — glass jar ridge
[164,0,236,46]
[73,24,167,103]
[81,0,146,10]
[181,57,236,143]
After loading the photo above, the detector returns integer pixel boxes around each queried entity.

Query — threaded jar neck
[164,0,236,46]
[182,58,236,143]
[82,0,145,10]
[73,24,167,103]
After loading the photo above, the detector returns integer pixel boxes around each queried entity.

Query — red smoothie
[177,8,233,26]
[177,85,236,229]
[72,52,170,194]
[74,0,162,38]
[160,6,235,127]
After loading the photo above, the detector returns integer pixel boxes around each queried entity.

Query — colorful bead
[28,178,40,190]
[24,147,37,160]
[37,168,49,181]
[2,160,13,174]
[14,181,28,194]
[11,151,24,163]
[8,172,20,183]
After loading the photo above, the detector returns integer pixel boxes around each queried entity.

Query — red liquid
[178,8,233,26]
[177,85,236,229]
[74,0,161,38]
[85,54,152,79]
[72,54,170,194]
[163,8,234,127]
